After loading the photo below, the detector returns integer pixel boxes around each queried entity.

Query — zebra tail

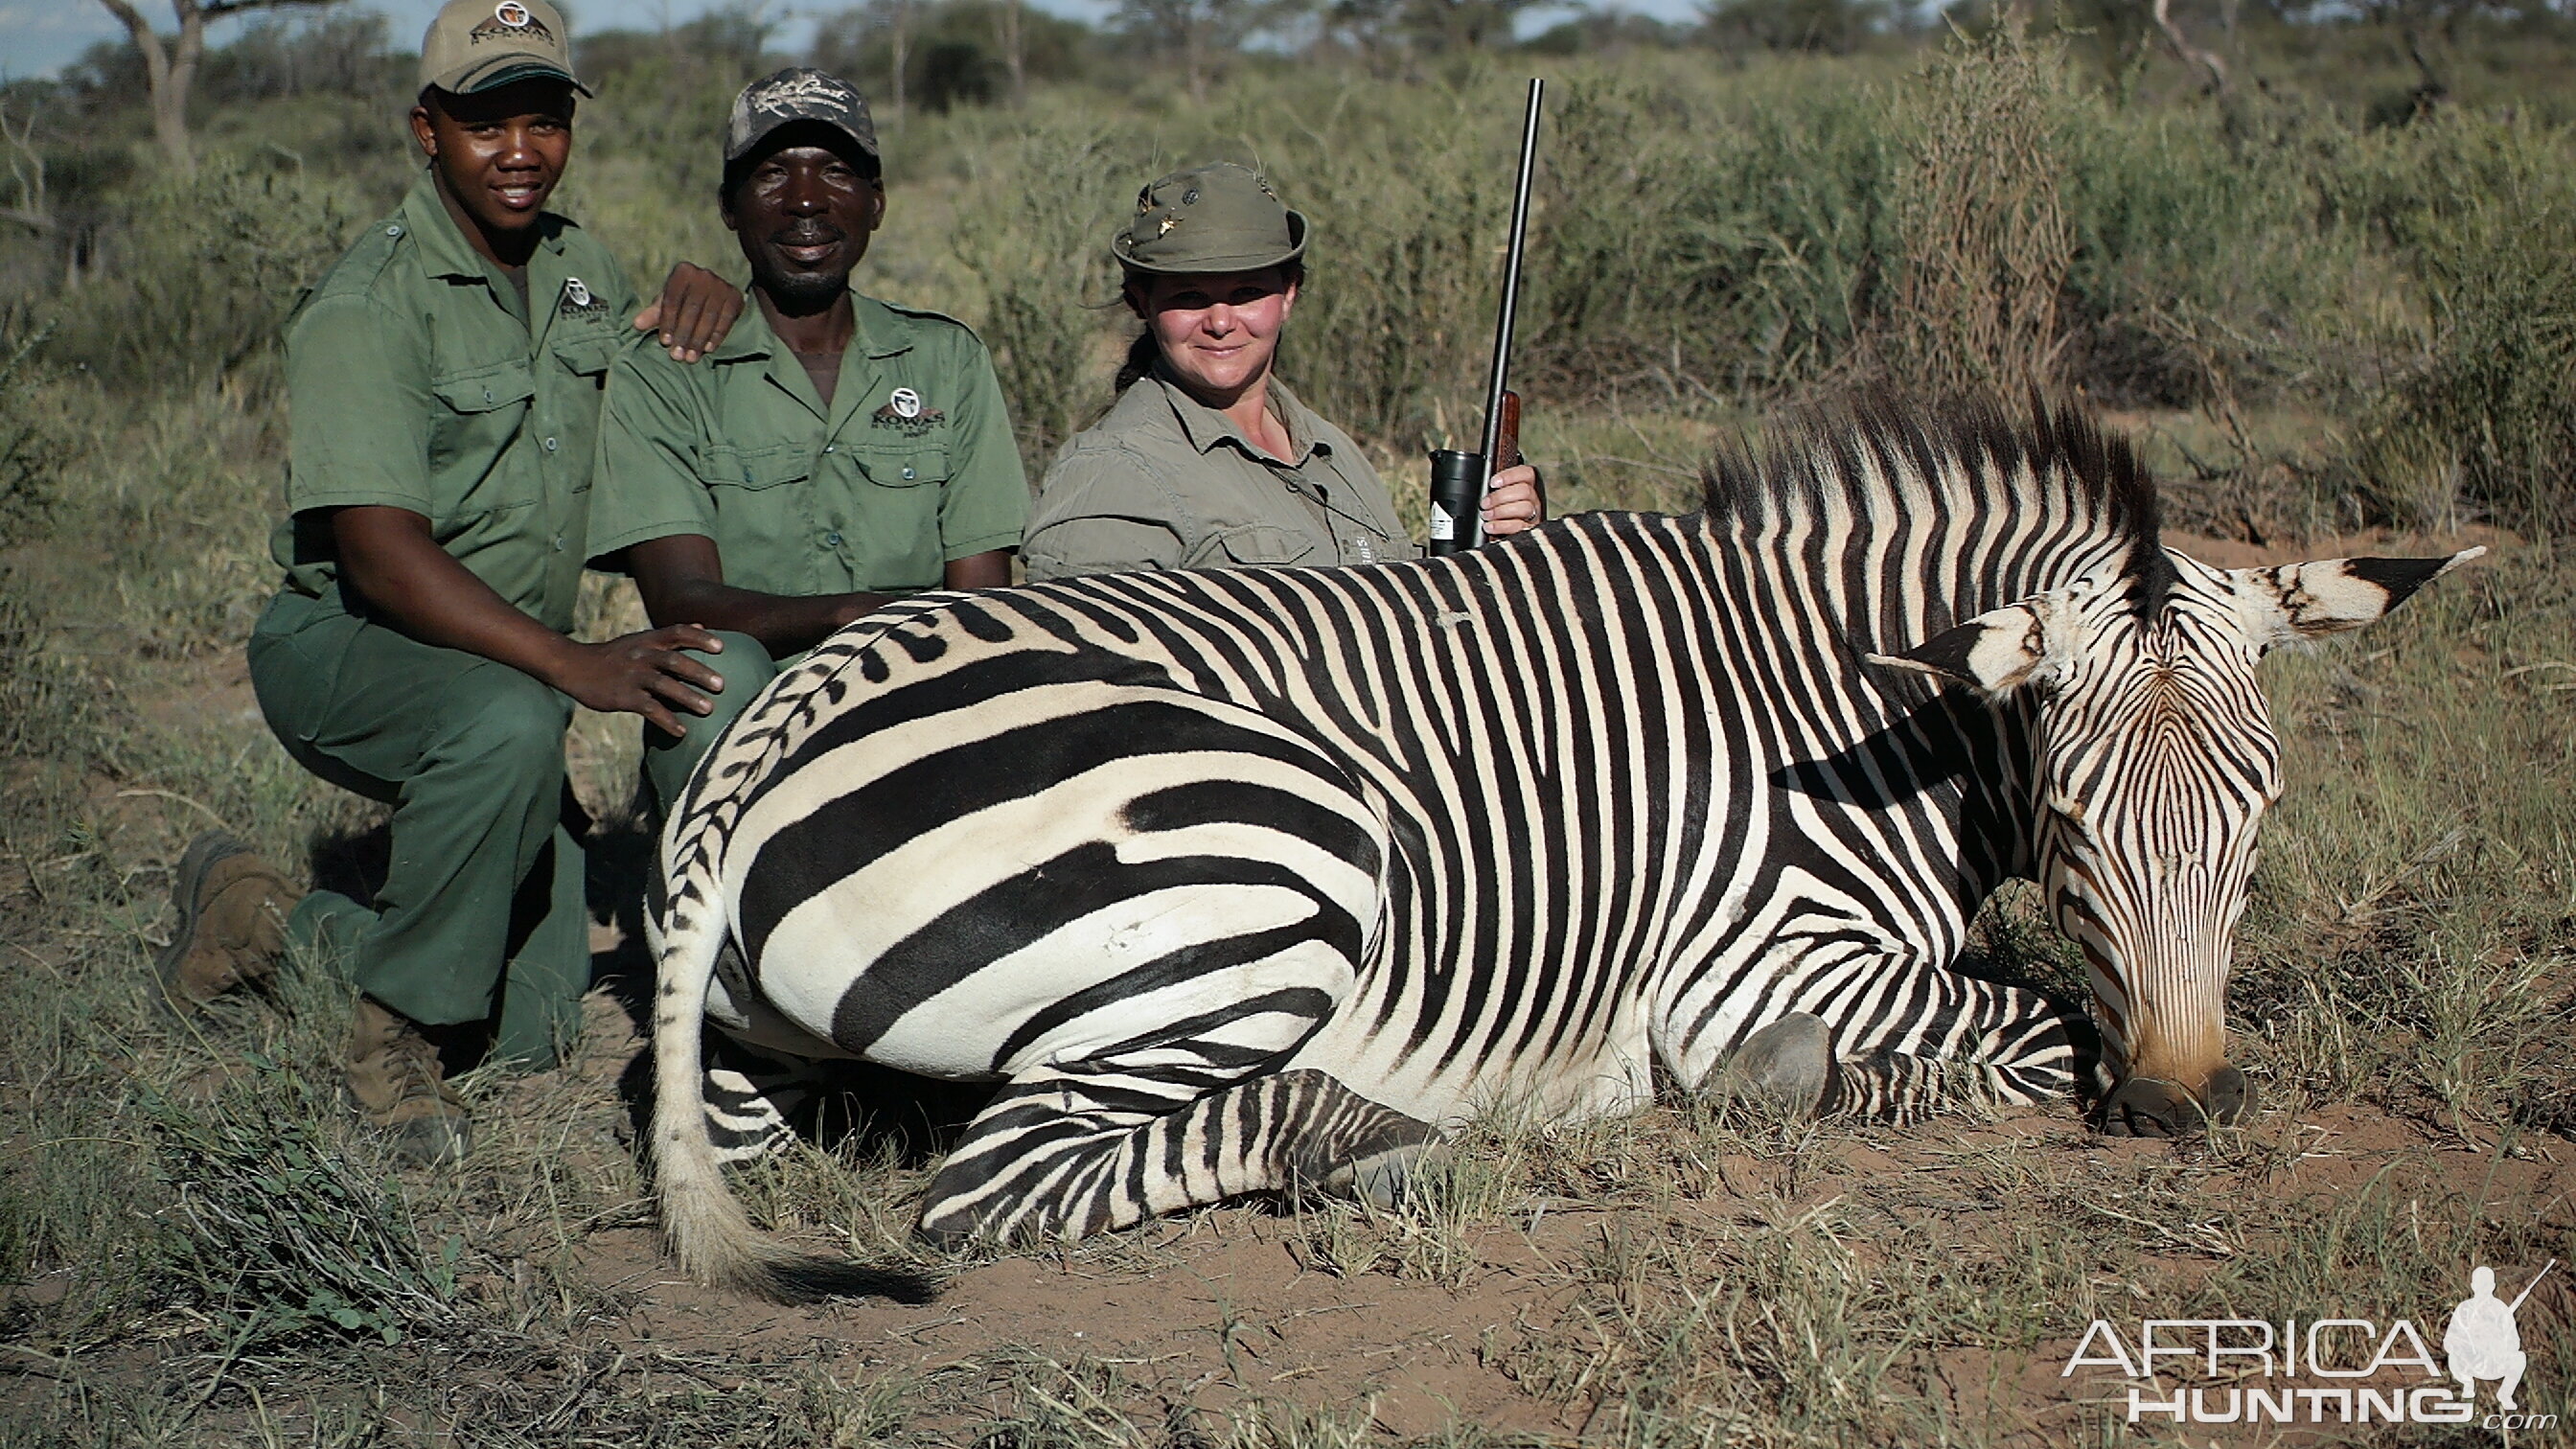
[648,849,935,1306]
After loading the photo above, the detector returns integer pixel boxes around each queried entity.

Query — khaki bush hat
[726,68,881,166]
[421,0,589,98]
[1113,162,1308,275]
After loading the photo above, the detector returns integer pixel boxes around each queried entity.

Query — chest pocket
[1208,524,1317,568]
[427,357,538,514]
[551,333,618,384]
[856,448,947,489]
[698,446,814,582]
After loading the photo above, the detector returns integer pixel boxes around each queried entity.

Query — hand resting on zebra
[642,394,2477,1300]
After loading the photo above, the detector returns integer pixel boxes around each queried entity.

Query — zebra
[646,397,2474,1299]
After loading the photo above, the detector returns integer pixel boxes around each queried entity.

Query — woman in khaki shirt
[1022,163,1542,580]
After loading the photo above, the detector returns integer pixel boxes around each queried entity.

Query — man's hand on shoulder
[632,263,743,363]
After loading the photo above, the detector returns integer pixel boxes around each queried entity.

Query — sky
[1,0,1680,81]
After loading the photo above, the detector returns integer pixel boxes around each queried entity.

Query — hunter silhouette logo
[2448,1261,2551,1411]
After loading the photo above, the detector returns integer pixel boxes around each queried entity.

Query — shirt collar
[710,289,915,364]
[1152,368,1329,467]
[399,170,570,284]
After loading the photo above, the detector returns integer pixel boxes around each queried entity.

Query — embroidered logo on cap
[472,1,554,43]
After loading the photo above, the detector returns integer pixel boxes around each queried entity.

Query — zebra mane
[1698,392,2176,624]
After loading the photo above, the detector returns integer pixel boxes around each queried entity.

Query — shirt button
[542,437,560,452]
[822,443,836,453]
[386,224,403,238]
[900,467,917,480]
[823,532,843,547]
[482,386,494,402]
[551,535,566,552]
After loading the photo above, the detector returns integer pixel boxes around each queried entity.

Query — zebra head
[1874,545,2482,1136]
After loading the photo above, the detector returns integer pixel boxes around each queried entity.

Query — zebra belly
[1281,942,1662,1134]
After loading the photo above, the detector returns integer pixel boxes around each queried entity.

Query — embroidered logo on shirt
[557,277,607,321]
[872,388,943,436]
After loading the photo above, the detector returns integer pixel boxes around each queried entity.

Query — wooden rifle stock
[1493,390,1522,473]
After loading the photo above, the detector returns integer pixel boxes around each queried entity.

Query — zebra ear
[2229,547,2484,653]
[1867,593,2080,699]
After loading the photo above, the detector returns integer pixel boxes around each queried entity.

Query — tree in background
[92,0,345,174]
[815,0,1093,115]
[1114,0,1279,101]
[1697,0,1891,55]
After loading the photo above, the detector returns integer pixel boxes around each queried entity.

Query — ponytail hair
[1112,331,1161,394]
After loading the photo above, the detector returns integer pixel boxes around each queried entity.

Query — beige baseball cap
[420,0,590,99]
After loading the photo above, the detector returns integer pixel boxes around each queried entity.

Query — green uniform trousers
[640,631,788,817]
[248,589,589,1066]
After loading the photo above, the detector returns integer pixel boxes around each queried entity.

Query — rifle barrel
[1474,78,1545,502]
[2508,1258,2556,1312]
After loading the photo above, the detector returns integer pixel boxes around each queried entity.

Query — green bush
[2338,116,2576,535]
[146,1066,463,1348]
[51,154,367,395]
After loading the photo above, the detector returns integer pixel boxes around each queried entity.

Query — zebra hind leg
[701,1032,834,1166]
[914,1066,1437,1249]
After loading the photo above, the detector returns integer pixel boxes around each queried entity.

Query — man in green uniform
[591,68,1026,815]
[1023,162,1540,580]
[159,0,746,1164]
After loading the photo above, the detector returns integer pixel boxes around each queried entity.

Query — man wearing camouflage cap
[164,0,748,1165]
[592,68,1026,816]
[1023,161,1541,580]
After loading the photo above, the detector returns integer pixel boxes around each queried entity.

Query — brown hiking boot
[346,997,473,1166]
[155,832,299,1016]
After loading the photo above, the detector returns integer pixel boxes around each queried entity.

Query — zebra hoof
[2099,1072,2245,1138]
[1711,1013,1834,1118]
[2204,1066,2254,1125]
[1319,1141,1441,1209]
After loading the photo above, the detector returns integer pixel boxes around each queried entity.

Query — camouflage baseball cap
[420,0,588,98]
[725,68,880,166]
[1113,163,1308,276]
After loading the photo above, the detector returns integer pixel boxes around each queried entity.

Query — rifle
[1428,78,1543,556]
[2508,1259,2556,1312]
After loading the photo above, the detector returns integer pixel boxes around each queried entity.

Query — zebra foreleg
[1822,983,2090,1123]
[913,1066,1435,1248]
[1703,970,2091,1124]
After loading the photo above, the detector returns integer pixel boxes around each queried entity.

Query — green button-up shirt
[588,291,1026,595]
[1022,370,1416,581]
[269,172,639,634]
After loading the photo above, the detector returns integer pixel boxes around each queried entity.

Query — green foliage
[943,110,1138,472]
[0,325,66,551]
[1883,16,2077,394]
[144,1063,462,1348]
[52,154,367,394]
[2342,116,2576,535]
[1699,0,1894,56]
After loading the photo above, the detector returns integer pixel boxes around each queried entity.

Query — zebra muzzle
[2098,1066,2252,1138]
